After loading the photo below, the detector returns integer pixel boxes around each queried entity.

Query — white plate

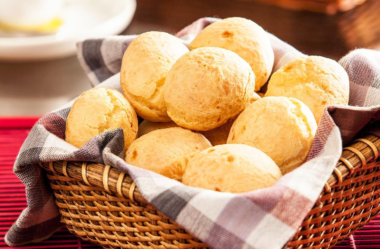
[0,0,136,61]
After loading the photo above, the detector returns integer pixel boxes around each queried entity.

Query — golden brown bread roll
[66,87,138,150]
[126,127,211,180]
[138,120,178,137]
[120,31,189,122]
[265,56,350,123]
[190,17,274,91]
[182,144,282,193]
[227,97,317,174]
[164,47,259,131]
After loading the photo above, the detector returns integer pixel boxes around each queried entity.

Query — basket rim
[39,134,380,200]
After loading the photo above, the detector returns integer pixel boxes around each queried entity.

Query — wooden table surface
[1,0,379,116]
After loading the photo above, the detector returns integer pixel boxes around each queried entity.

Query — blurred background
[0,0,379,117]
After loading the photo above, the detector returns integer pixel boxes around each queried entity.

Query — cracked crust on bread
[120,32,189,122]
[164,47,258,131]
[65,87,138,150]
[266,56,349,123]
[227,96,317,174]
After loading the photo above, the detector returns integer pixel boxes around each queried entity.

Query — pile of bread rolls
[65,17,349,193]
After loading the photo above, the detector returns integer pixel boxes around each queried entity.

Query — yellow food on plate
[126,127,211,180]
[66,87,138,150]
[201,119,235,146]
[227,97,317,174]
[265,56,350,123]
[182,144,282,193]
[164,47,258,131]
[190,17,274,91]
[138,120,178,137]
[120,31,189,122]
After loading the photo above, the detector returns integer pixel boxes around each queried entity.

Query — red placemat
[0,117,100,249]
[0,117,377,249]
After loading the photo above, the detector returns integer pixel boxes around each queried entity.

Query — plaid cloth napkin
[6,18,380,249]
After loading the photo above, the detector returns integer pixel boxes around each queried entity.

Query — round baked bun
[164,47,258,131]
[126,127,211,180]
[201,119,235,146]
[138,120,178,137]
[266,56,349,123]
[190,17,274,91]
[120,31,189,122]
[66,87,138,150]
[227,97,317,174]
[182,144,282,193]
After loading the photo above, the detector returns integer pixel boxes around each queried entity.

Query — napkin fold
[6,18,380,249]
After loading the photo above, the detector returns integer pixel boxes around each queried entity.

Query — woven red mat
[0,117,377,249]
[0,118,100,249]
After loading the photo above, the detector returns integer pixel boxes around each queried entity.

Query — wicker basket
[247,0,367,14]
[39,134,380,249]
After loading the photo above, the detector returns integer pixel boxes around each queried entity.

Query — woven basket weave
[39,134,380,249]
